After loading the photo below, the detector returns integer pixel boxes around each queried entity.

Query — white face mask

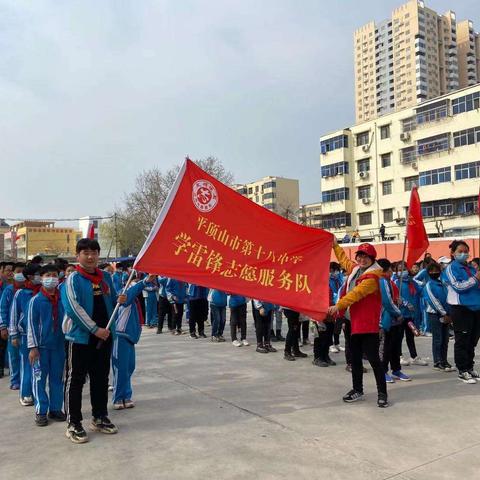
[14,273,26,282]
[42,277,59,290]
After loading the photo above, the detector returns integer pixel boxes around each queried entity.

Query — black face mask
[430,273,441,280]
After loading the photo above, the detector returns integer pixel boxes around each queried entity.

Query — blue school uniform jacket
[27,290,65,349]
[112,272,124,294]
[228,295,247,308]
[115,281,146,344]
[165,279,187,304]
[208,289,227,307]
[157,276,169,298]
[61,270,118,345]
[379,277,402,331]
[187,284,209,300]
[9,287,36,339]
[252,300,274,313]
[0,284,17,330]
[395,274,421,319]
[424,279,449,316]
[329,273,344,304]
[442,260,480,311]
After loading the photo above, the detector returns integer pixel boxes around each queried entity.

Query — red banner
[406,186,429,268]
[134,159,333,320]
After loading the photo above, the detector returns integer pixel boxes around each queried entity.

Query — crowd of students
[0,237,479,444]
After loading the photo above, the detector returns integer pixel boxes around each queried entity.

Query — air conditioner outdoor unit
[362,144,370,152]
[400,132,411,141]
[339,223,346,227]
[359,171,369,179]
[411,162,418,169]
[362,197,371,205]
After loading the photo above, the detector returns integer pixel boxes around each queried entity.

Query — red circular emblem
[192,180,218,213]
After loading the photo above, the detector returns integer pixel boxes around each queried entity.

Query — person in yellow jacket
[328,238,388,408]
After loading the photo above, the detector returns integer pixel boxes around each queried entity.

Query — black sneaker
[312,358,329,367]
[48,411,66,422]
[256,344,268,353]
[293,350,308,358]
[265,344,277,353]
[35,413,48,427]
[326,356,337,366]
[284,352,296,361]
[218,335,226,343]
[433,362,446,371]
[66,422,89,444]
[190,333,198,339]
[377,393,389,408]
[156,329,163,334]
[0,369,4,378]
[276,332,285,341]
[342,389,364,403]
[198,333,207,338]
[345,364,352,372]
[90,416,118,434]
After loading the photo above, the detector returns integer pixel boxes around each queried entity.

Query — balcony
[400,147,417,164]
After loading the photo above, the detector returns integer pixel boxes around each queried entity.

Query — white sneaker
[412,357,428,366]
[400,356,410,366]
[459,371,477,384]
[113,402,125,410]
[337,345,345,352]
[242,339,249,346]
[124,399,135,408]
[232,340,242,347]
[19,396,34,406]
[329,345,339,354]
[469,369,480,379]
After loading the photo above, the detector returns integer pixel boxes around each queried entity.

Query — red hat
[355,243,377,259]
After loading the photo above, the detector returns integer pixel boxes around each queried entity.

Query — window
[382,180,392,195]
[452,91,480,115]
[321,213,352,229]
[419,167,451,186]
[453,126,480,148]
[322,188,350,203]
[438,204,453,216]
[255,186,259,193]
[263,192,276,200]
[359,212,373,225]
[357,158,370,172]
[380,124,390,139]
[264,203,275,210]
[263,181,276,189]
[320,134,349,154]
[247,187,253,195]
[321,162,349,178]
[383,208,394,223]
[422,205,434,217]
[400,146,416,164]
[421,196,478,217]
[417,134,450,155]
[404,176,418,191]
[402,116,416,132]
[356,131,369,146]
[416,100,448,124]
[358,185,371,199]
[381,152,391,167]
[454,161,480,180]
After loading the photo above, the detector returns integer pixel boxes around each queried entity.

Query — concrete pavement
[2,319,480,480]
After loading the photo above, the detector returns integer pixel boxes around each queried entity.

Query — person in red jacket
[328,238,388,408]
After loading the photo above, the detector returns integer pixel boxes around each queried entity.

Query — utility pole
[114,213,118,257]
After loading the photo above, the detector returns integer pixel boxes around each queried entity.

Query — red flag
[87,223,95,239]
[134,159,333,320]
[406,186,429,268]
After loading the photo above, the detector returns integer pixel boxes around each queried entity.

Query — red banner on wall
[134,159,333,320]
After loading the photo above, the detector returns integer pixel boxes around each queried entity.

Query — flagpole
[398,227,408,303]
[96,268,136,350]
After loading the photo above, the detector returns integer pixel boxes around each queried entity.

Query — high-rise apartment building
[319,83,480,241]
[355,0,479,123]
[233,176,300,218]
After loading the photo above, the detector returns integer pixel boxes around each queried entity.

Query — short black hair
[470,257,480,266]
[3,261,15,269]
[54,258,69,270]
[449,240,469,253]
[39,264,59,276]
[31,255,44,265]
[23,263,41,277]
[98,262,110,269]
[329,262,340,271]
[15,262,26,269]
[426,262,441,274]
[377,258,391,272]
[76,238,101,254]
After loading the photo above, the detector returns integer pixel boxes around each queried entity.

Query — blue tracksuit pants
[145,293,158,327]
[19,336,33,398]
[112,336,136,404]
[32,347,65,414]
[7,337,20,388]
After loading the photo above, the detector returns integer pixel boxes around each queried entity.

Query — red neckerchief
[24,280,42,295]
[408,279,416,297]
[462,265,473,278]
[76,265,110,294]
[13,282,25,292]
[41,287,59,331]
[135,298,144,325]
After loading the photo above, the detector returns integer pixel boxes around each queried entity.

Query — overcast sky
[1,0,478,220]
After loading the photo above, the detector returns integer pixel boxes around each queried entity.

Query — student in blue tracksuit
[0,262,26,388]
[27,265,66,426]
[252,300,276,353]
[395,263,428,367]
[112,264,125,294]
[0,261,17,379]
[229,294,248,346]
[208,289,227,342]
[378,259,408,383]
[442,240,480,384]
[9,263,42,406]
[157,276,172,334]
[329,262,345,353]
[165,278,187,335]
[143,277,159,328]
[424,262,454,372]
[62,238,122,444]
[112,273,155,410]
[187,284,209,339]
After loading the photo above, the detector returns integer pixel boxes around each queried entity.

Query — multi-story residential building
[4,221,82,260]
[0,219,9,259]
[355,0,479,123]
[78,215,118,257]
[298,202,323,229]
[233,176,300,218]
[319,83,480,241]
